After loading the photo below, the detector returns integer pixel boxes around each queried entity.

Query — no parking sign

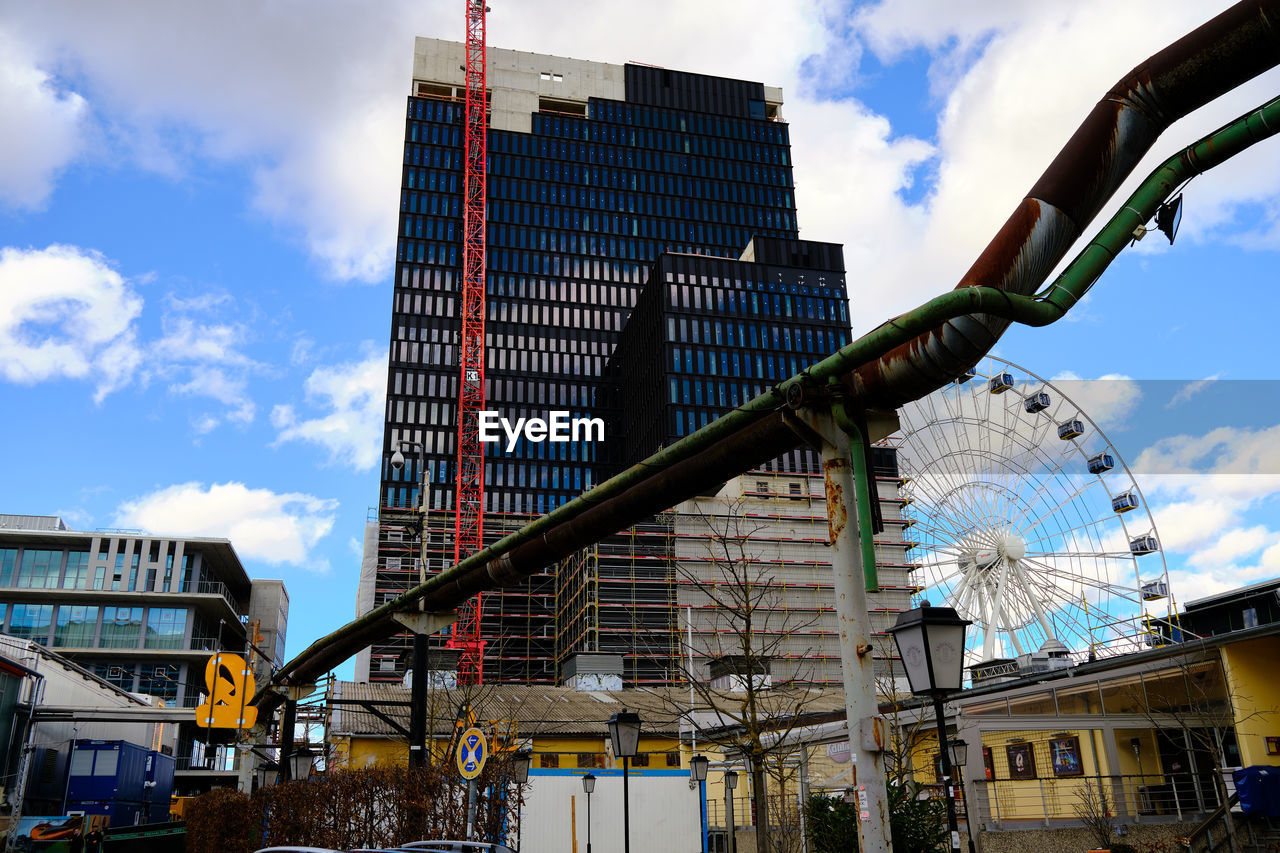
[456,727,488,780]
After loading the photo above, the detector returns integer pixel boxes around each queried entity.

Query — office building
[360,41,909,686]
[0,514,289,791]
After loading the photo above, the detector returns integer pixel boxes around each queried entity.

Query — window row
[491,145,791,192]
[404,143,461,170]
[484,184,793,227]
[669,321,848,364]
[485,205,794,253]
[0,548,192,593]
[665,289,847,324]
[670,346,830,384]
[584,99,788,146]
[669,378,771,412]
[0,602,188,650]
[382,478,597,516]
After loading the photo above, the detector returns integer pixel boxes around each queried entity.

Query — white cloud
[1167,376,1220,408]
[170,366,255,425]
[0,30,86,209]
[0,244,143,401]
[272,349,387,470]
[1049,372,1142,429]
[114,481,337,570]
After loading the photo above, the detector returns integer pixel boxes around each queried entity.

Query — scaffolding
[368,506,558,684]
[550,461,914,688]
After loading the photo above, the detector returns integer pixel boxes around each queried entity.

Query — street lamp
[724,769,739,853]
[512,749,532,853]
[582,772,596,853]
[255,760,279,791]
[947,738,976,853]
[390,439,432,768]
[608,710,641,853]
[889,604,971,853]
[691,755,709,853]
[289,746,316,782]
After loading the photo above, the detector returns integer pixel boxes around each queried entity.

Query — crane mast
[448,0,488,684]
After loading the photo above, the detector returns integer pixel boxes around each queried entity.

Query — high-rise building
[360,41,806,684]
[359,41,912,687]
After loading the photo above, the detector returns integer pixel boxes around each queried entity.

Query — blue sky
[2,1,1278,677]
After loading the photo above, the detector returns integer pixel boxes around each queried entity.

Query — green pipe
[831,395,879,592]
[260,93,1280,700]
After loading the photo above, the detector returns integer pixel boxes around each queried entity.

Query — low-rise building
[0,514,289,795]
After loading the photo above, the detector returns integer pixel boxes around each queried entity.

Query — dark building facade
[610,236,850,469]
[361,41,848,684]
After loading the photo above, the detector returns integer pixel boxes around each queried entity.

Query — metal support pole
[932,697,961,853]
[725,782,736,853]
[622,754,632,853]
[791,404,893,853]
[278,698,296,784]
[466,778,478,840]
[954,762,977,853]
[699,780,707,853]
[410,633,428,767]
[586,788,593,853]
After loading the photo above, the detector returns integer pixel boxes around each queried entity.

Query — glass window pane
[54,605,98,647]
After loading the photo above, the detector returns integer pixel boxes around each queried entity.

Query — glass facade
[0,535,249,710]
[373,52,843,684]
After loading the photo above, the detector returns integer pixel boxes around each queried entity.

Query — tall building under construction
[355,41,912,685]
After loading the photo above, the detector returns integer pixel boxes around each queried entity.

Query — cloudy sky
[2,1,1278,676]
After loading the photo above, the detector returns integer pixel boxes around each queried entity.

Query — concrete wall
[412,38,625,134]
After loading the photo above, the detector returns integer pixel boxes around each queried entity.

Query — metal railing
[195,579,239,612]
[971,772,1223,827]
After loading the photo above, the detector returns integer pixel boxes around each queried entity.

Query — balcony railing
[194,579,239,613]
[969,771,1223,827]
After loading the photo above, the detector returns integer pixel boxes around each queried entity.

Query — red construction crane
[447,0,489,684]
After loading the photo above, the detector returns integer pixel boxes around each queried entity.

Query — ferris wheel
[890,355,1173,666]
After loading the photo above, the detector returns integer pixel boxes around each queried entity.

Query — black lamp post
[724,769,738,853]
[948,738,976,853]
[608,710,641,853]
[390,440,431,769]
[889,605,970,853]
[582,772,596,853]
[512,749,532,853]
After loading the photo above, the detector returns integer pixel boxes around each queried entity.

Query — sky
[1,1,1278,679]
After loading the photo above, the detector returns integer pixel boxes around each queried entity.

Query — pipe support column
[792,405,893,853]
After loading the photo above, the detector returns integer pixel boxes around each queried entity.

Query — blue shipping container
[143,750,175,806]
[68,799,146,827]
[66,740,149,803]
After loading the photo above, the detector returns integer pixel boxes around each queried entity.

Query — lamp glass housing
[888,606,971,695]
[256,762,278,789]
[948,738,968,768]
[608,710,642,759]
[582,772,596,794]
[690,754,709,782]
[513,749,532,784]
[725,770,738,790]
[289,748,315,781]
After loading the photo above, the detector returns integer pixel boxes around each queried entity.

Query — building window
[540,753,560,769]
[99,607,144,649]
[62,551,91,589]
[9,604,54,643]
[16,550,62,589]
[631,753,650,768]
[665,752,681,768]
[145,608,188,649]
[0,549,16,586]
[54,605,98,647]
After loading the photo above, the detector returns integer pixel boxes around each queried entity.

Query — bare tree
[651,497,833,853]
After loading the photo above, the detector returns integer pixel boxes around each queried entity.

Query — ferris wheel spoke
[1013,475,1102,534]
[1021,515,1116,549]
